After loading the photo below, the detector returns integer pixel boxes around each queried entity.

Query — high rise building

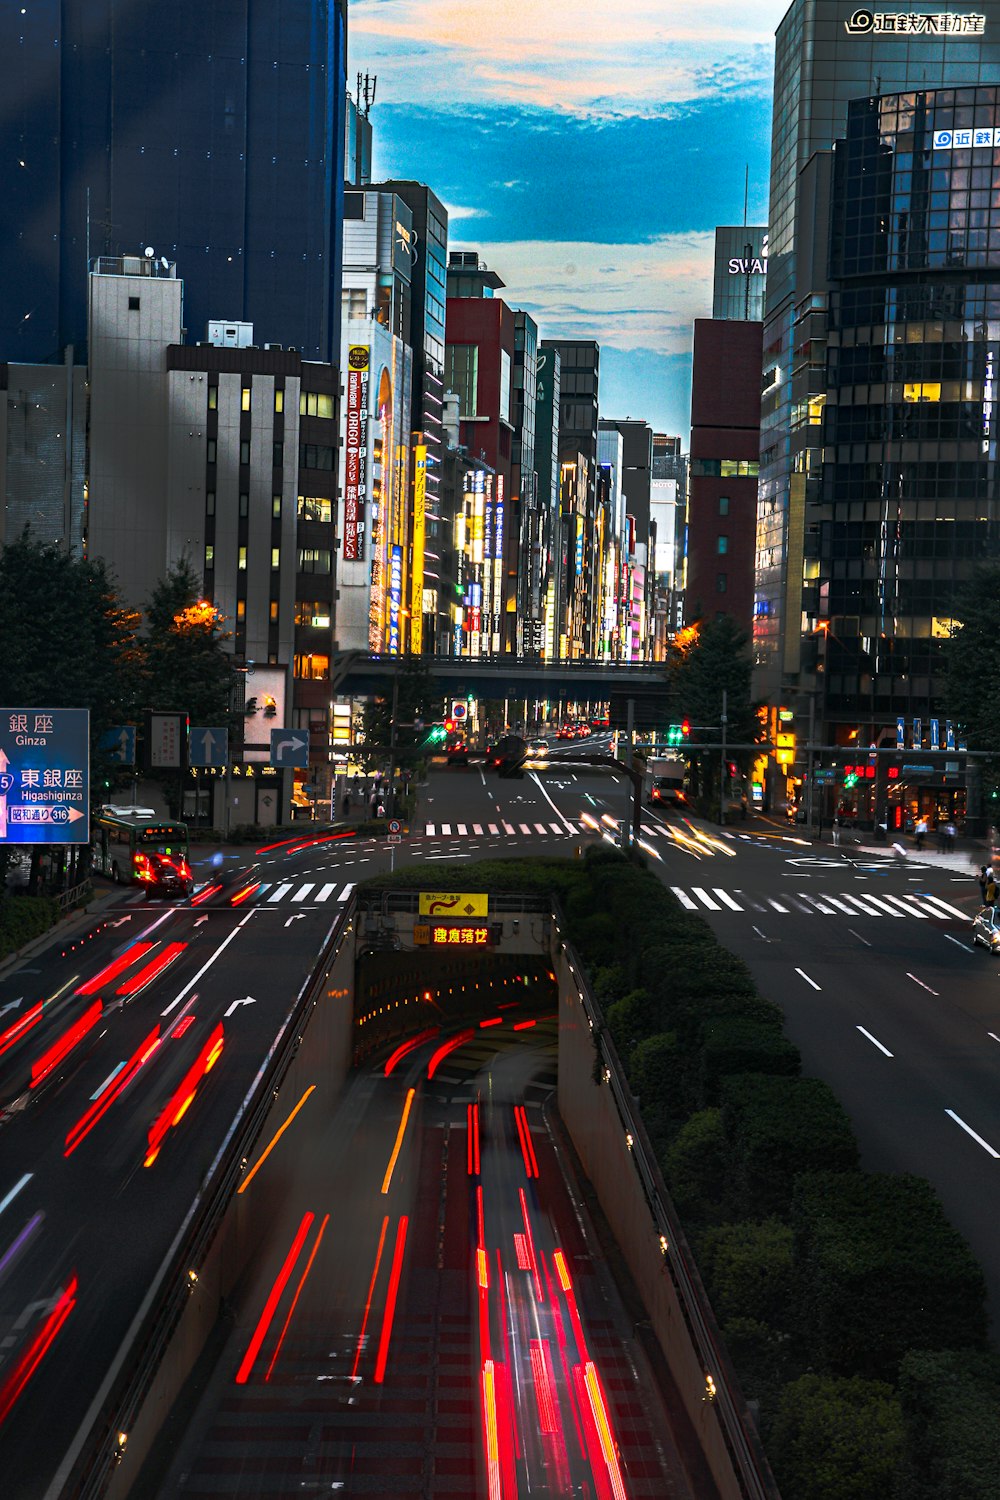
[535,347,562,657]
[512,312,542,655]
[713,226,769,320]
[651,434,688,651]
[756,0,1000,704]
[4,1,348,366]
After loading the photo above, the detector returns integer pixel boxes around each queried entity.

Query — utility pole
[622,698,635,849]
[719,689,728,825]
[805,696,816,834]
[387,672,400,814]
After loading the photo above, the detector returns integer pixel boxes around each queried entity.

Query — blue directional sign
[0,708,90,845]
[270,728,309,768]
[189,726,229,768]
[99,725,137,765]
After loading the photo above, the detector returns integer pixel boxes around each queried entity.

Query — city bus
[91,807,192,893]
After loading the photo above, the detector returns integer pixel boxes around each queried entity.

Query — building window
[207,440,217,464]
[239,492,249,517]
[300,443,334,471]
[297,495,333,523]
[444,344,479,419]
[274,388,284,414]
[717,535,729,554]
[342,289,367,320]
[294,653,331,680]
[272,494,282,519]
[271,547,281,569]
[269,600,279,622]
[206,491,216,516]
[128,296,140,311]
[208,387,218,411]
[236,599,246,620]
[299,391,334,419]
[241,387,251,412]
[204,544,214,569]
[238,546,247,571]
[295,601,331,627]
[297,548,331,574]
[272,441,284,468]
[718,495,730,516]
[716,573,727,593]
[240,440,251,465]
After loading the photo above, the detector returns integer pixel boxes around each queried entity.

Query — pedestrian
[986,869,999,907]
[376,800,385,819]
[978,866,990,904]
[342,793,351,818]
[832,814,841,848]
[944,821,956,852]
[915,815,928,850]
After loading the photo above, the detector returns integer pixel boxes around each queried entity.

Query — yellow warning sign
[418,891,488,918]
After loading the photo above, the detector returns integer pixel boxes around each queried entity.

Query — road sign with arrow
[189,727,229,768]
[270,728,310,768]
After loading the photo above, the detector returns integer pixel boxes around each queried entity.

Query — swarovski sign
[845,9,985,32]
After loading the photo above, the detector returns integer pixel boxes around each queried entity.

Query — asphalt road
[1,735,996,1494]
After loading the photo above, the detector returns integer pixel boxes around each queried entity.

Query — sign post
[0,709,90,845]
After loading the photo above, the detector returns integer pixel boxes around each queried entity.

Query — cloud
[351,0,786,117]
[453,232,715,356]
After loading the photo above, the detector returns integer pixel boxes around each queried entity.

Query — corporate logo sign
[344,345,369,562]
[845,9,986,33]
[933,126,1000,148]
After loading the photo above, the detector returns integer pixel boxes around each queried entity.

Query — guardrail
[54,880,93,915]
[50,902,355,1500]
[556,912,779,1500]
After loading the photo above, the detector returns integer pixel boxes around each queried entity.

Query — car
[528,739,548,755]
[136,849,194,901]
[446,741,470,766]
[191,859,262,908]
[972,905,1000,952]
[556,725,573,740]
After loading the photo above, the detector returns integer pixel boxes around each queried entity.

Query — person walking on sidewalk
[915,815,928,851]
[832,814,842,848]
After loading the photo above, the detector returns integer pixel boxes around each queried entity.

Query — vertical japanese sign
[0,709,90,845]
[344,346,370,562]
[388,545,403,655]
[410,444,427,654]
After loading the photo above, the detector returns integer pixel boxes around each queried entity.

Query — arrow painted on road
[224,995,256,1019]
[108,917,132,929]
[284,913,307,928]
[193,917,209,927]
[0,999,24,1019]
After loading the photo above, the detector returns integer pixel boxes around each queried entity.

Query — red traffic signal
[445,719,455,734]
[681,718,691,737]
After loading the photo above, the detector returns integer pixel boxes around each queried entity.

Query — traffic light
[844,771,859,789]
[667,723,681,746]
[445,719,455,734]
[426,723,447,744]
[681,718,691,738]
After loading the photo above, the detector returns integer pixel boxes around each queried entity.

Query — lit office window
[274,389,284,414]
[238,546,247,570]
[241,387,251,411]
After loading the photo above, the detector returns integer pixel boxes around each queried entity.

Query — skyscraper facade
[755,0,1000,703]
[713,226,769,320]
[4,1,348,365]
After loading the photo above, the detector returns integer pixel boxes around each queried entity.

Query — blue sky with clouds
[353,0,788,435]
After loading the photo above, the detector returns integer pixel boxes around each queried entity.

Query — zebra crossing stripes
[421,819,579,838]
[670,885,968,922]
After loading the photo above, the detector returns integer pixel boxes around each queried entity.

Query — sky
[352,0,789,437]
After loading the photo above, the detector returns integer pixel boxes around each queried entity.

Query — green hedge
[792,1172,988,1381]
[0,894,60,961]
[699,1017,801,1104]
[766,1373,905,1500]
[894,1349,1000,1500]
[720,1074,860,1219]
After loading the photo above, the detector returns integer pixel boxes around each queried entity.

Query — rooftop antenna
[743,163,749,227]
[357,72,377,118]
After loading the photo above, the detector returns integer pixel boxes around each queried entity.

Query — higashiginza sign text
[846,9,985,33]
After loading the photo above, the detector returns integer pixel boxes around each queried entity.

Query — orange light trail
[144,1022,225,1167]
[477,1247,489,1290]
[0,1002,43,1061]
[514,1105,539,1178]
[426,1028,474,1080]
[553,1249,572,1292]
[384,1026,439,1077]
[238,1085,316,1195]
[76,943,154,995]
[30,1000,102,1089]
[235,1212,314,1384]
[190,882,222,906]
[351,1215,389,1380]
[265,1213,330,1382]
[467,1102,480,1175]
[116,942,187,996]
[373,1215,408,1384]
[229,881,260,906]
[481,1360,503,1500]
[381,1088,415,1194]
[0,1275,77,1426]
[64,1024,162,1157]
[583,1360,628,1500]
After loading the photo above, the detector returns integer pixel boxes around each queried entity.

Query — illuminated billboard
[410,444,427,653]
[344,345,369,561]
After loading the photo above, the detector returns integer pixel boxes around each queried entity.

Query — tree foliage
[360,654,436,769]
[942,563,1000,797]
[663,616,761,791]
[768,1373,905,1500]
[143,559,238,726]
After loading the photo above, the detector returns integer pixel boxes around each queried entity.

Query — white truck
[643,757,686,807]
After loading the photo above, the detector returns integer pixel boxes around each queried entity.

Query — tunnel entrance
[353,888,557,1063]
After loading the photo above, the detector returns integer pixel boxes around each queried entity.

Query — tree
[767,1373,905,1500]
[359,654,436,770]
[0,532,143,891]
[664,616,761,796]
[943,563,1000,801]
[143,561,238,726]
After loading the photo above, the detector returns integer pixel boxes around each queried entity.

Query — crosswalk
[423,820,579,837]
[669,886,968,921]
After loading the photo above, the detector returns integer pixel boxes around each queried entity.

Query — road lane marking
[768,898,788,913]
[945,1109,1000,1158]
[919,893,970,920]
[90,1062,126,1100]
[794,968,821,990]
[291,884,315,902]
[338,883,354,902]
[944,934,974,952]
[316,884,337,902]
[840,893,883,916]
[713,888,742,910]
[550,822,565,835]
[862,894,906,917]
[440,823,452,835]
[880,894,927,918]
[670,887,698,910]
[857,1026,893,1057]
[988,1032,1000,1045]
[160,913,255,1017]
[457,824,468,836]
[519,823,532,835]
[426,823,436,835]
[0,1173,32,1222]
[473,824,483,835]
[268,884,292,903]
[906,973,939,996]
[488,823,500,835]
[798,892,835,914]
[823,896,857,914]
[534,823,548,835]
[848,928,872,947]
[751,925,772,942]
[691,887,721,911]
[502,822,515,834]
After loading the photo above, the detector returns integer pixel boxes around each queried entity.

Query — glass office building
[712,226,769,320]
[3,1,347,364]
[818,86,1000,728]
[755,0,1000,702]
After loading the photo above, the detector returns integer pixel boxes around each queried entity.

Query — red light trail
[373,1215,408,1384]
[116,942,186,996]
[236,1212,315,1385]
[75,943,154,996]
[64,1024,162,1157]
[426,1028,474,1080]
[383,1026,439,1077]
[0,1276,78,1427]
[144,1022,224,1167]
[30,1000,102,1089]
